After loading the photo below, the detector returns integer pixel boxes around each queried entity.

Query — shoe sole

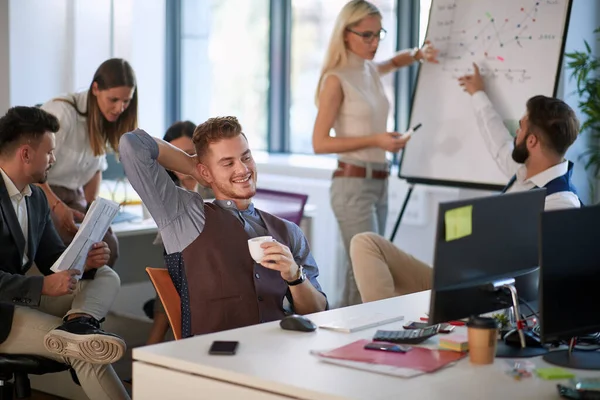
[44,330,126,365]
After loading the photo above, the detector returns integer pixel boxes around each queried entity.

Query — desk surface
[133,291,600,400]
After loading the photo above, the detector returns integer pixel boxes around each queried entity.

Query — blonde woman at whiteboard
[313,0,438,307]
[39,58,138,267]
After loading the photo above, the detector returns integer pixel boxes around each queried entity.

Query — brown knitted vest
[182,203,290,335]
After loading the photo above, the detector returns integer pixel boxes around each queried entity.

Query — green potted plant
[565,27,600,201]
[564,27,600,202]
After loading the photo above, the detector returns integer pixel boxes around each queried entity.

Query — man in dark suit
[0,107,129,400]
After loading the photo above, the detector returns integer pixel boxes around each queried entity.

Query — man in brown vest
[119,117,327,337]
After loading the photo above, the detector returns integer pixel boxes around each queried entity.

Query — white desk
[132,291,600,400]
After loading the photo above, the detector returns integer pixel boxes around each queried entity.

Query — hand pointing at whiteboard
[458,63,485,95]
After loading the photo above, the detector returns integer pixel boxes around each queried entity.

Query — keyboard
[373,325,440,345]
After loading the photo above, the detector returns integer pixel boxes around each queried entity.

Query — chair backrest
[145,267,183,340]
[253,188,308,226]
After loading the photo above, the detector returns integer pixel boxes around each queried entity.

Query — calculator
[373,325,440,345]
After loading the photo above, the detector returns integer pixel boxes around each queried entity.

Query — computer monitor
[540,205,600,370]
[427,189,546,357]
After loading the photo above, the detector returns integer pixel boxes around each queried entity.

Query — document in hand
[50,197,120,277]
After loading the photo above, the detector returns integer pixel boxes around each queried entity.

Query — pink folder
[318,339,466,373]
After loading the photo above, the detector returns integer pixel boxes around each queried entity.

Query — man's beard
[511,136,529,164]
[35,169,49,184]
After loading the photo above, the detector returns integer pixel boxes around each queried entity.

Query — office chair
[146,267,182,340]
[0,354,74,400]
[253,188,308,226]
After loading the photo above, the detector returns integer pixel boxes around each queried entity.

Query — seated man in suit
[119,117,327,338]
[0,107,129,400]
[350,63,582,303]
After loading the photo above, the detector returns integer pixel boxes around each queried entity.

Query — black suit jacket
[0,177,65,344]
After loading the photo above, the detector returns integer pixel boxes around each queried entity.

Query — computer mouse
[504,329,543,348]
[279,314,317,332]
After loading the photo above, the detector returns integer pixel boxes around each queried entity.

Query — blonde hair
[314,0,381,105]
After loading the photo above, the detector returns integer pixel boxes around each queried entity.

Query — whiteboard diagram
[399,0,572,189]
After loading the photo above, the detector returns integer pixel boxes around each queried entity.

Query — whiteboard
[399,0,572,190]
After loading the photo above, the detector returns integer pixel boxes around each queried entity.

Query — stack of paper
[439,334,469,352]
[50,197,119,277]
[318,313,404,333]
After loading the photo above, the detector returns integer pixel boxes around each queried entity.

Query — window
[289,0,397,154]
[180,0,269,150]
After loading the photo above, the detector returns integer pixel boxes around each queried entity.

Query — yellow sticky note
[444,205,473,241]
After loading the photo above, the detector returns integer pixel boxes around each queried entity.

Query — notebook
[318,313,404,333]
[316,339,466,373]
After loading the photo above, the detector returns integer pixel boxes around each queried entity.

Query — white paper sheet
[50,197,119,277]
[318,314,404,333]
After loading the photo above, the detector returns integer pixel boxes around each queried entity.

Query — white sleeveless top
[325,51,390,164]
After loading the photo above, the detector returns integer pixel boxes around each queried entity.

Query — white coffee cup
[248,236,273,263]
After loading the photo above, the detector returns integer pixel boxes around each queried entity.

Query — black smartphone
[208,341,239,355]
[364,342,412,353]
[439,323,455,334]
[403,321,428,330]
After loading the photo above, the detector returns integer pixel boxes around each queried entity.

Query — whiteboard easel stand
[388,182,415,243]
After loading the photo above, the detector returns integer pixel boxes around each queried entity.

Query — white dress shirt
[0,168,32,265]
[41,91,108,190]
[471,91,580,211]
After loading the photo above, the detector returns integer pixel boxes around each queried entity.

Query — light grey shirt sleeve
[471,91,520,179]
[119,129,206,254]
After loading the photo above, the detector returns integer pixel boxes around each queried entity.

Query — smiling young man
[0,107,129,400]
[119,117,327,337]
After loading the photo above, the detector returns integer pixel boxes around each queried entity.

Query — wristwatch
[410,47,423,63]
[286,265,306,286]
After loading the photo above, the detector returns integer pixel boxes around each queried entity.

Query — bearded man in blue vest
[348,62,582,303]
[119,117,327,337]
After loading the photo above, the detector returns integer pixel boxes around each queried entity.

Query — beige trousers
[350,232,433,303]
[0,267,130,400]
[330,176,388,307]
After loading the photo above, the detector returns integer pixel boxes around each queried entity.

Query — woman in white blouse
[40,58,137,267]
[313,0,438,307]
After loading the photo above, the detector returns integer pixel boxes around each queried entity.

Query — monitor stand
[494,283,548,358]
[543,340,600,370]
[496,330,548,358]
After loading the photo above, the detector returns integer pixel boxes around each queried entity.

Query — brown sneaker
[44,316,126,365]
